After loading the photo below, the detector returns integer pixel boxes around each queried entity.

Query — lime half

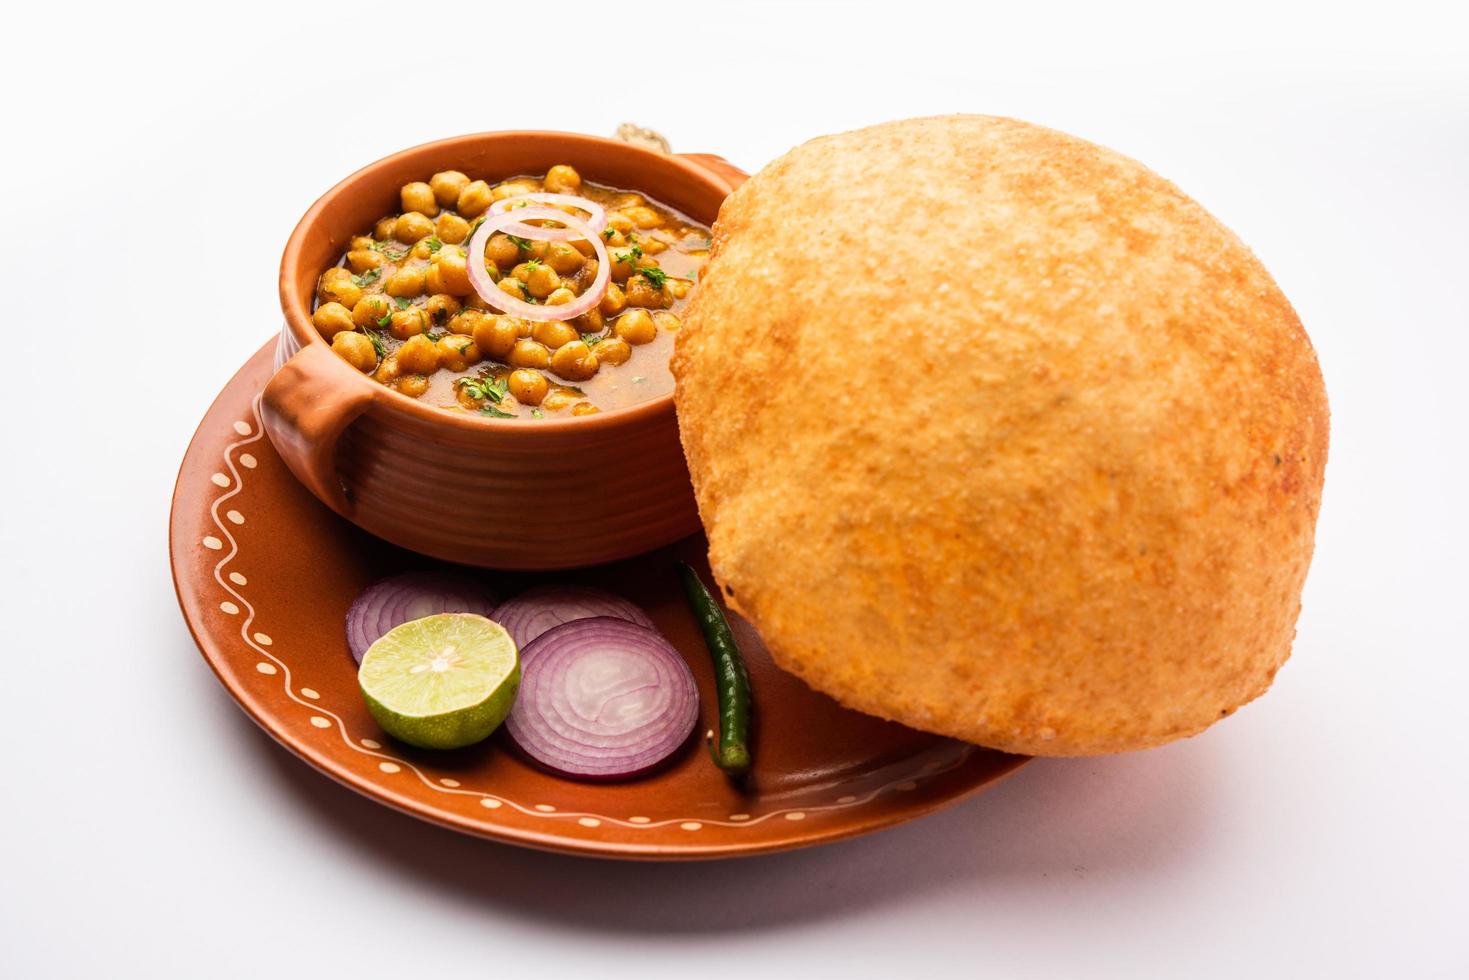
[358,613,520,750]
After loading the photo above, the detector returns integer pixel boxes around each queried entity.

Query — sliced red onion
[345,571,498,663]
[492,585,656,652]
[488,193,607,241]
[505,617,699,780]
[466,205,610,322]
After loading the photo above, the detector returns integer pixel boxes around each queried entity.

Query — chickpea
[472,315,520,359]
[653,311,682,332]
[373,216,397,240]
[544,241,585,274]
[396,374,431,398]
[423,293,462,326]
[436,334,480,372]
[448,308,489,336]
[599,283,627,316]
[498,277,529,302]
[637,237,668,255]
[350,235,375,251]
[614,309,657,345]
[346,249,382,274]
[507,368,549,405]
[543,164,582,194]
[624,274,670,309]
[352,294,392,328]
[464,292,494,312]
[436,213,471,244]
[312,301,355,338]
[401,181,439,217]
[316,268,362,309]
[570,236,598,257]
[606,211,635,234]
[385,265,427,298]
[531,321,579,349]
[545,287,577,307]
[515,318,534,337]
[593,336,632,365]
[388,306,428,340]
[331,331,377,372]
[542,389,580,412]
[430,170,470,208]
[574,308,604,333]
[601,228,628,248]
[571,402,602,417]
[394,211,435,243]
[410,238,437,260]
[609,250,636,283]
[432,249,474,296]
[373,353,401,384]
[550,340,599,382]
[668,278,692,300]
[507,339,550,369]
[397,334,440,375]
[492,180,539,201]
[457,180,494,218]
[485,233,521,270]
[519,262,558,299]
[610,193,645,210]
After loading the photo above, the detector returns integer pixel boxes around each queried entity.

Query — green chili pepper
[678,562,752,777]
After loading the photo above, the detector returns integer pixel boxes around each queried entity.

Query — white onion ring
[488,192,607,242]
[466,205,610,322]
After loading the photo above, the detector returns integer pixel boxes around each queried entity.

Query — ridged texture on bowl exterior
[672,115,1329,756]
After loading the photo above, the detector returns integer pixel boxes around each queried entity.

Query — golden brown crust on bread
[672,115,1328,756]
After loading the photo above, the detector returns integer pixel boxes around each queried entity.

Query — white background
[3,1,1466,976]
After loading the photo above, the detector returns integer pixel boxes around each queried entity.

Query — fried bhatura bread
[671,114,1328,756]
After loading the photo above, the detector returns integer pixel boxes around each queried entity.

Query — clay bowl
[263,132,746,570]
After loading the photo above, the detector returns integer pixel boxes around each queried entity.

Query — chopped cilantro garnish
[456,376,508,403]
[376,311,393,328]
[601,228,616,241]
[352,268,381,287]
[581,333,605,347]
[394,297,412,310]
[481,405,516,419]
[531,408,545,419]
[636,265,669,289]
[424,236,443,254]
[632,376,645,383]
[614,244,644,265]
[359,328,386,359]
[507,234,535,253]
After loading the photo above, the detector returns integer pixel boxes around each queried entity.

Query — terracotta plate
[170,341,1028,859]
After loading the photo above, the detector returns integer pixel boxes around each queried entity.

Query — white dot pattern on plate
[210,473,230,488]
[629,816,650,824]
[440,778,460,788]
[578,817,601,828]
[228,572,247,585]
[896,781,918,792]
[729,814,751,822]
[300,688,319,700]
[226,510,244,525]
[239,453,257,468]
[220,601,239,615]
[253,633,273,646]
[534,804,556,812]
[310,717,331,729]
[379,762,401,774]
[680,822,702,831]
[202,536,223,550]
[785,812,806,821]
[837,795,857,804]
[233,421,252,435]
[480,799,502,809]
[255,663,277,675]
[361,739,381,749]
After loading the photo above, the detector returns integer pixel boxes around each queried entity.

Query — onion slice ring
[488,192,607,242]
[466,205,610,322]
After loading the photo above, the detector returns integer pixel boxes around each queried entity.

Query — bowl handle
[677,153,750,193]
[260,341,375,515]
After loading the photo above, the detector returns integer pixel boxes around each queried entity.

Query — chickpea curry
[312,164,710,418]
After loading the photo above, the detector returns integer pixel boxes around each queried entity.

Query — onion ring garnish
[489,192,607,242]
[466,205,611,322]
